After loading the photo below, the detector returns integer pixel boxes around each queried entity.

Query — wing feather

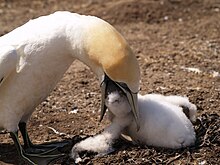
[0,46,18,85]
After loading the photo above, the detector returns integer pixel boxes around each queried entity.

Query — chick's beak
[99,75,140,131]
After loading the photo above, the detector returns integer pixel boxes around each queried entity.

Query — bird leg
[19,122,68,155]
[10,131,36,165]
[14,122,68,164]
[10,131,65,165]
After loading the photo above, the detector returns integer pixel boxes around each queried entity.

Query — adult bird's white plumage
[0,11,140,164]
[0,46,18,87]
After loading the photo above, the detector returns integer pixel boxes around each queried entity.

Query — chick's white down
[71,92,196,162]
[122,93,196,148]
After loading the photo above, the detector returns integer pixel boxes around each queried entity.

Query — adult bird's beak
[100,74,140,131]
[100,77,108,122]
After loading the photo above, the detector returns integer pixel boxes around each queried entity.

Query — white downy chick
[71,92,196,163]
[107,93,196,149]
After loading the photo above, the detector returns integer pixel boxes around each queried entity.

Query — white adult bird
[0,11,140,164]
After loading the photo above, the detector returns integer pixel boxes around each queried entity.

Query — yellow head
[83,18,140,129]
[84,19,140,93]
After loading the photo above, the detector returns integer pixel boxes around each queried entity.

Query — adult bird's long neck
[72,16,141,129]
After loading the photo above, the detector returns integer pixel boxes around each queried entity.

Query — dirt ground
[0,0,219,164]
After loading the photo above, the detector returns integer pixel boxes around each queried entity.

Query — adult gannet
[0,11,140,164]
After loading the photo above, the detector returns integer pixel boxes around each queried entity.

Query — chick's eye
[114,99,120,103]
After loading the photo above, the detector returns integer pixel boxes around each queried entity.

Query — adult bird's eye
[0,77,4,84]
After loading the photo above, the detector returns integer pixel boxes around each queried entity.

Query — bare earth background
[0,0,219,164]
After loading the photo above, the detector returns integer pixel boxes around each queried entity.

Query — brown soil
[0,0,219,164]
